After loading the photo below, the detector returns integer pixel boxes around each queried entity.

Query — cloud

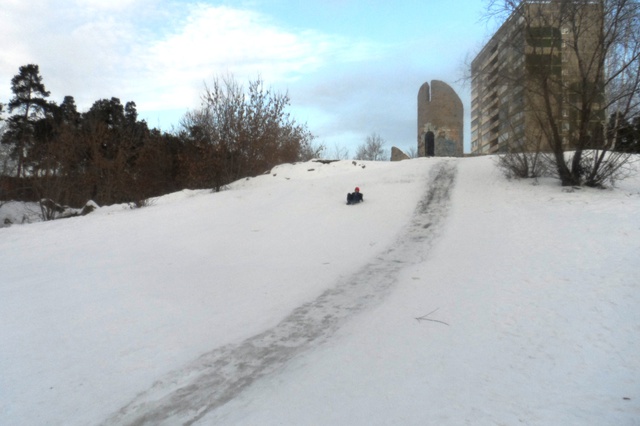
[75,0,140,11]
[0,0,144,107]
[131,4,385,112]
[0,1,380,115]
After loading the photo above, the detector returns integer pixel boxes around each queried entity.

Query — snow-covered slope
[1,157,638,425]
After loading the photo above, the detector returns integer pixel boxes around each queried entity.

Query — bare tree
[180,75,315,190]
[496,117,548,178]
[331,142,350,160]
[485,0,640,187]
[355,132,387,161]
[298,140,325,161]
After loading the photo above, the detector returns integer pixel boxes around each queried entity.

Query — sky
[0,0,497,155]
[1,156,639,424]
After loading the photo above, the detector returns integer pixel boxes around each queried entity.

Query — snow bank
[1,156,638,425]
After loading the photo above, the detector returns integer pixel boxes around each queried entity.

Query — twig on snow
[416,308,449,326]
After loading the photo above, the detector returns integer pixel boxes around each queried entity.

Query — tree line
[0,65,320,208]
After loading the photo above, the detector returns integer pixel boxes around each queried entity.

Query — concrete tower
[417,80,463,157]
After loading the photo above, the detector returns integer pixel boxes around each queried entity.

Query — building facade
[417,80,464,157]
[471,0,604,155]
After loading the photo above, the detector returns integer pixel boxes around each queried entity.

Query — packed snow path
[104,160,458,426]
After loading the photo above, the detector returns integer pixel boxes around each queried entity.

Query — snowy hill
[1,156,639,425]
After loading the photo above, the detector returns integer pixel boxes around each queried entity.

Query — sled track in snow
[104,160,458,426]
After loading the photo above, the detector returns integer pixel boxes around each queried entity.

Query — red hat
[355,187,360,191]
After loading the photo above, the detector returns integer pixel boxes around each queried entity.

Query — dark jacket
[346,191,363,204]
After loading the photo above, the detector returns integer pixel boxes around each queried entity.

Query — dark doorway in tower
[425,131,435,156]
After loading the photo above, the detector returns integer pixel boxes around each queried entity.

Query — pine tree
[1,64,51,177]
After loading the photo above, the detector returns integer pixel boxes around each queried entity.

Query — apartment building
[471,0,604,155]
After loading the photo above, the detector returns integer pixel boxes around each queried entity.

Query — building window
[526,27,562,48]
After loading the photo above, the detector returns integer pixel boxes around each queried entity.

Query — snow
[0,201,42,227]
[1,156,639,425]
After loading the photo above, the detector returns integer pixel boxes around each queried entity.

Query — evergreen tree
[612,113,640,153]
[1,64,51,177]
[57,96,81,127]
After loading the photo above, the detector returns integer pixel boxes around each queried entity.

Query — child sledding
[346,187,363,205]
